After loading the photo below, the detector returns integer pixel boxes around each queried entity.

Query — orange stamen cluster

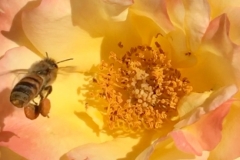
[93,44,192,131]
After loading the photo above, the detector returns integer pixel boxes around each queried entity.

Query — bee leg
[40,86,52,100]
[32,99,38,105]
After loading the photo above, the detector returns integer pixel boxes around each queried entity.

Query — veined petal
[170,99,233,156]
[183,0,210,51]
[165,0,185,31]
[130,0,174,32]
[209,102,240,160]
[0,47,104,160]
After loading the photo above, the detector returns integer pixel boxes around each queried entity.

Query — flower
[0,0,240,160]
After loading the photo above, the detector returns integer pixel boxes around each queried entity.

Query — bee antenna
[46,52,49,58]
[56,58,74,64]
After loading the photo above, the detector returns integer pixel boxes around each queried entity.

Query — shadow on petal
[74,111,101,137]
[1,1,41,56]
[70,0,107,37]
[0,146,27,160]
[0,88,14,131]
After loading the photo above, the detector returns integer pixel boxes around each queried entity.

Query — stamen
[92,44,193,132]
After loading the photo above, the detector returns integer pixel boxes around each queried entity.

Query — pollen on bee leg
[39,98,51,117]
[92,44,193,132]
[24,104,40,120]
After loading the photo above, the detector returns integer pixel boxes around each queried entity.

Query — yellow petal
[182,0,210,51]
[130,0,174,32]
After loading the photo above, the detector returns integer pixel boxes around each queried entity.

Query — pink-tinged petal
[136,136,210,159]
[209,102,240,159]
[227,7,240,45]
[0,0,34,56]
[183,0,210,51]
[131,0,174,32]
[176,85,238,128]
[0,47,103,160]
[202,14,232,58]
[180,14,236,92]
[200,13,240,87]
[165,0,185,30]
[170,99,232,156]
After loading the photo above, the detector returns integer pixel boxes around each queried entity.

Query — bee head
[45,58,58,69]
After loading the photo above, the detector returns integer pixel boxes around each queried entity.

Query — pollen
[92,44,192,132]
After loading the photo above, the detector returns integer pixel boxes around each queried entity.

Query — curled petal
[209,103,240,159]
[171,99,233,155]
[202,14,232,58]
[181,14,236,91]
[201,13,240,87]
[176,85,238,128]
[136,137,210,159]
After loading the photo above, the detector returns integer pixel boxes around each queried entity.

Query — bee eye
[52,64,58,68]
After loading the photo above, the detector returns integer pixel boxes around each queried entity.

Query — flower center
[91,43,192,132]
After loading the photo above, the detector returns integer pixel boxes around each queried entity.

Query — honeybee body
[8,53,73,120]
[10,58,58,108]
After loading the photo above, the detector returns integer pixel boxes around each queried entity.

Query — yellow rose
[0,0,239,160]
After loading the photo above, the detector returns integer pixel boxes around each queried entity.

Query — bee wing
[0,69,28,87]
[0,69,28,76]
[58,66,84,74]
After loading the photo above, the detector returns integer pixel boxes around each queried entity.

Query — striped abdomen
[10,74,44,108]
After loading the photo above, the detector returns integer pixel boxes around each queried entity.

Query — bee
[9,52,73,120]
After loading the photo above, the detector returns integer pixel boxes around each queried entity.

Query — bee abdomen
[10,75,43,108]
